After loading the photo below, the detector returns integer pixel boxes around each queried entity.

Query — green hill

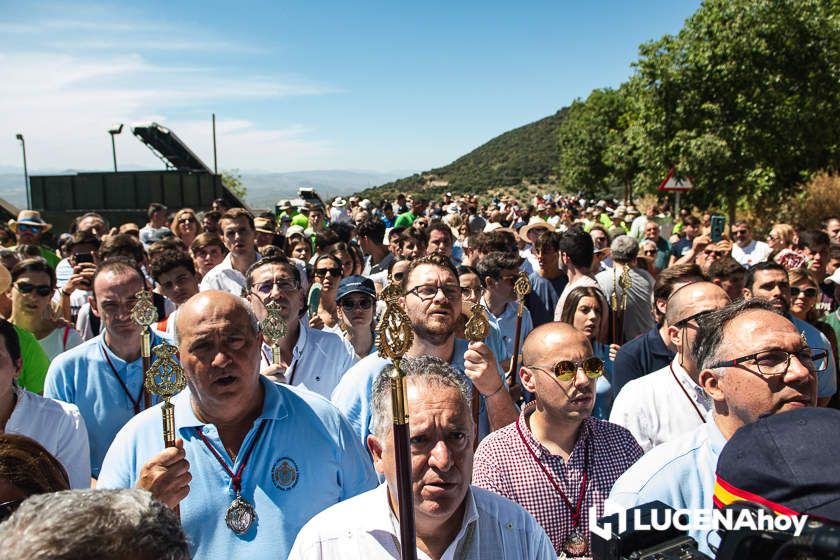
[355,108,569,203]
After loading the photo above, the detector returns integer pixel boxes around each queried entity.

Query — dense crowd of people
[0,191,837,559]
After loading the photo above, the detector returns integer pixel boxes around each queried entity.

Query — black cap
[336,275,376,302]
[714,407,840,522]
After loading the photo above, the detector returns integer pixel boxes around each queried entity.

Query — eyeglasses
[15,281,52,297]
[790,287,818,298]
[17,224,42,233]
[391,271,405,282]
[406,283,467,301]
[527,357,605,382]
[0,499,22,522]
[643,249,657,256]
[731,230,749,237]
[710,347,828,377]
[674,308,717,328]
[460,286,483,299]
[314,267,342,278]
[339,298,374,311]
[178,217,196,224]
[703,250,727,257]
[252,279,299,295]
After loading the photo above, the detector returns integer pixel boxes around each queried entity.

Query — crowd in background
[0,189,836,559]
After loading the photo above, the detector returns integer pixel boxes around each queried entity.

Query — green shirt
[10,245,60,268]
[14,324,50,395]
[393,211,416,229]
[820,310,840,352]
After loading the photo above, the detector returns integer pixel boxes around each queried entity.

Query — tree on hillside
[221,169,247,200]
[631,0,840,224]
[557,86,641,203]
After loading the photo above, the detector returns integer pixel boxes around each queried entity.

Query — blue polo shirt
[98,375,377,560]
[44,332,164,477]
[608,418,726,557]
[331,338,504,449]
[612,326,674,400]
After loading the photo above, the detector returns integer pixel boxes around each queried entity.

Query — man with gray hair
[608,298,823,556]
[98,291,377,559]
[0,489,189,559]
[291,356,555,559]
[595,235,655,342]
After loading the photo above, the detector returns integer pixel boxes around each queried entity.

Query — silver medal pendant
[226,494,257,534]
[563,529,587,557]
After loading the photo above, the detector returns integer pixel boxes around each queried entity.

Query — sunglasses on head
[790,286,818,298]
[15,281,52,296]
[315,267,342,278]
[528,357,605,382]
[339,298,374,311]
[17,224,42,233]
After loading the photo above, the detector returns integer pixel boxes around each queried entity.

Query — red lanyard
[669,363,707,423]
[195,421,267,494]
[515,417,589,528]
[100,345,145,415]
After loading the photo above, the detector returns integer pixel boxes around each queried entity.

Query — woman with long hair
[311,254,343,331]
[9,259,83,360]
[766,223,796,253]
[559,286,619,419]
[335,275,376,359]
[170,208,202,249]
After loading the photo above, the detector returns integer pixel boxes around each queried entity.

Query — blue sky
[0,1,701,174]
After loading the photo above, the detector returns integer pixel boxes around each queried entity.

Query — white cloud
[0,1,346,172]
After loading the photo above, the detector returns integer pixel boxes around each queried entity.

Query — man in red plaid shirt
[472,323,642,557]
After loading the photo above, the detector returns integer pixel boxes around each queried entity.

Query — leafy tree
[631,0,840,223]
[556,86,641,202]
[221,169,247,200]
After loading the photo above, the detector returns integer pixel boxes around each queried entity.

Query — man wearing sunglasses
[332,253,519,449]
[743,261,836,406]
[730,220,771,269]
[8,210,59,268]
[609,298,822,556]
[610,282,730,451]
[245,256,355,399]
[473,323,642,557]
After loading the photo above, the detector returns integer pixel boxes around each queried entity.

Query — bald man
[472,323,642,557]
[98,291,377,560]
[610,282,730,451]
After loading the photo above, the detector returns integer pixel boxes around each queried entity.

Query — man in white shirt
[246,256,356,398]
[199,209,260,296]
[730,220,772,268]
[290,356,555,560]
[610,282,730,451]
[608,298,820,556]
[553,227,603,322]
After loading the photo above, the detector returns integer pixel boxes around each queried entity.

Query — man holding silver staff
[244,255,356,398]
[290,356,555,560]
[332,253,519,450]
[97,291,377,560]
[45,257,164,479]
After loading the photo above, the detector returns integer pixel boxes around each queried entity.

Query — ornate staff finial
[260,300,287,365]
[132,289,159,411]
[376,283,414,368]
[464,302,490,342]
[619,266,632,311]
[145,342,186,448]
[513,271,531,302]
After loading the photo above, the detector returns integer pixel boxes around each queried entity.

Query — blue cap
[336,275,376,302]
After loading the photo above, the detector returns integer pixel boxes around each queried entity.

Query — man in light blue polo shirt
[608,299,821,556]
[98,291,377,560]
[245,256,356,398]
[331,253,519,450]
[742,261,837,403]
[45,258,162,478]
